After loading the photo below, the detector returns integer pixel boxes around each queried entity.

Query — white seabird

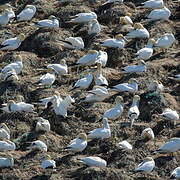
[41,155,56,169]
[170,167,180,179]
[128,95,140,128]
[134,157,155,173]
[147,6,171,21]
[0,33,25,51]
[0,3,15,19]
[65,133,87,152]
[0,9,11,26]
[125,23,149,39]
[16,5,36,21]
[35,117,51,132]
[118,140,133,150]
[160,108,179,121]
[88,19,101,35]
[83,86,109,102]
[147,80,164,92]
[79,156,107,167]
[120,60,147,74]
[100,34,127,48]
[110,78,138,93]
[137,0,164,9]
[0,123,10,140]
[119,16,134,32]
[35,15,59,28]
[69,12,97,23]
[27,140,47,152]
[135,39,155,60]
[88,118,111,139]
[0,140,16,151]
[0,155,14,167]
[141,128,155,140]
[60,37,84,49]
[103,96,123,120]
[95,62,108,86]
[95,50,108,67]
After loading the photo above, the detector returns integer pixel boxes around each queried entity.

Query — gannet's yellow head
[78,133,87,141]
[115,96,123,104]
[19,33,25,41]
[91,19,98,23]
[115,34,124,40]
[129,78,138,84]
[47,68,54,73]
[0,3,14,10]
[26,5,35,9]
[54,91,60,96]
[96,62,102,70]
[49,15,56,20]
[144,157,154,162]
[88,50,98,54]
[8,100,15,106]
[133,95,140,101]
[60,59,66,65]
[125,12,132,17]
[0,123,8,129]
[148,38,156,45]
[4,9,11,14]
[14,55,22,62]
[134,23,144,29]
[119,17,126,25]
[16,95,24,102]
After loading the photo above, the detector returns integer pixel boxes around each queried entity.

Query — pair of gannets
[27,140,47,152]
[88,118,111,139]
[35,117,51,132]
[0,155,14,167]
[100,34,128,48]
[0,123,10,140]
[41,155,56,169]
[0,140,16,151]
[88,19,101,35]
[110,78,138,93]
[0,33,25,51]
[137,0,164,9]
[118,140,133,150]
[160,108,179,121]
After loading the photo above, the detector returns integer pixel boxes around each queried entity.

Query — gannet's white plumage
[65,133,87,152]
[79,156,107,167]
[110,78,138,93]
[170,167,180,179]
[69,12,97,23]
[88,118,111,139]
[125,23,149,39]
[135,39,155,60]
[147,80,164,92]
[137,0,164,9]
[147,7,171,21]
[128,95,140,128]
[0,155,14,167]
[155,33,176,49]
[155,137,180,153]
[121,60,146,74]
[0,4,15,19]
[95,63,108,86]
[0,140,16,151]
[41,155,56,169]
[47,59,68,75]
[83,86,109,102]
[88,19,101,35]
[35,117,51,132]
[103,96,123,120]
[27,140,47,152]
[95,50,108,67]
[71,73,93,90]
[160,108,179,121]
[17,5,36,21]
[141,128,155,140]
[100,34,127,48]
[61,37,84,49]
[0,124,10,140]
[0,34,25,50]
[135,157,155,172]
[118,140,133,150]
[0,9,10,26]
[36,15,59,28]
[106,0,123,3]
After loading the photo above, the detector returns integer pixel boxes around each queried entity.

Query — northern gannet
[128,95,140,128]
[122,13,133,25]
[59,37,84,49]
[35,15,59,28]
[0,155,14,167]
[1,69,19,82]
[100,34,127,48]
[88,118,111,139]
[141,128,155,140]
[110,78,138,93]
[103,96,123,120]
[0,34,25,50]
[155,137,180,154]
[135,39,155,60]
[35,117,51,132]
[88,19,101,35]
[0,123,10,140]
[125,23,149,39]
[118,140,133,150]
[137,0,164,9]
[69,12,97,23]
[47,59,68,75]
[159,108,179,121]
[52,95,75,117]
[37,68,56,87]
[27,140,47,151]
[65,133,87,152]
[134,157,155,173]
[41,155,56,169]
[16,5,36,21]
[155,33,176,50]
[119,16,134,32]
[70,72,93,90]
[169,74,180,82]
[0,3,15,19]
[79,156,107,167]
[120,60,147,74]
[147,7,171,21]
[147,80,164,92]
[95,62,108,86]
[95,50,108,67]
[0,9,11,26]
[83,86,109,102]
[0,140,16,151]
[170,167,180,179]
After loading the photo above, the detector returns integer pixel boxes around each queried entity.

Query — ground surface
[0,0,179,179]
